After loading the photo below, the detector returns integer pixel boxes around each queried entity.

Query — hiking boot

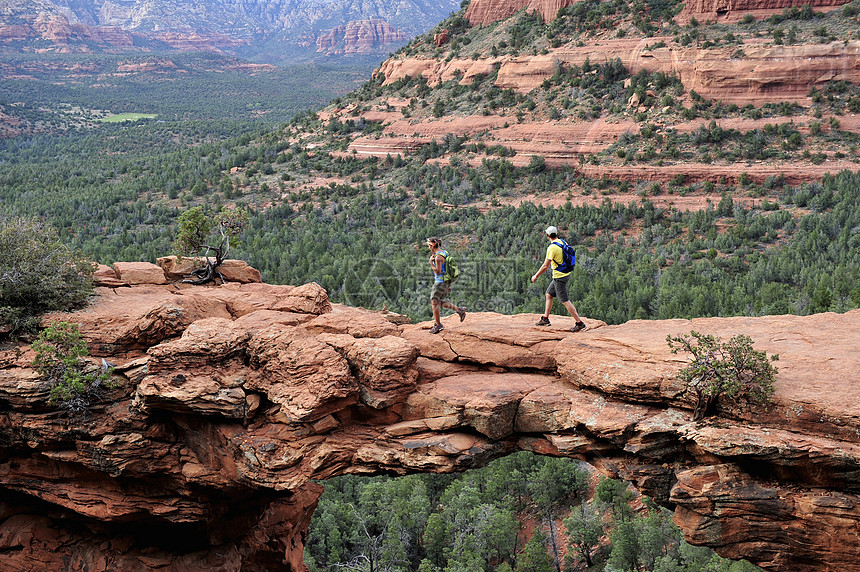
[457,307,467,322]
[535,316,551,326]
[429,323,444,334]
[570,322,586,333]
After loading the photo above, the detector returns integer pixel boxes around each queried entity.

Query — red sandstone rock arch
[1,279,859,570]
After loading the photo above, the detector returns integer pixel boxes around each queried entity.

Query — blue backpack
[552,240,576,273]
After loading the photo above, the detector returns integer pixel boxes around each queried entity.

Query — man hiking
[426,237,466,334]
[531,225,587,332]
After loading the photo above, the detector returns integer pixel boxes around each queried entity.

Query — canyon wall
[316,20,409,54]
[1,263,859,570]
[461,0,852,25]
[376,40,860,104]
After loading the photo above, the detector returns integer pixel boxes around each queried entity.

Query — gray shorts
[430,281,451,303]
[546,275,570,303]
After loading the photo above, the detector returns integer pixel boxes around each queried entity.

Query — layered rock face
[0,10,242,53]
[0,13,134,49]
[376,40,860,106]
[1,265,859,571]
[0,0,459,58]
[365,38,860,183]
[315,20,409,55]
[679,0,851,22]
[465,0,578,26]
[462,0,852,25]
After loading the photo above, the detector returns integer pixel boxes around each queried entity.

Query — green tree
[608,520,639,571]
[637,508,682,569]
[528,458,589,570]
[31,321,113,412]
[667,331,779,419]
[172,205,249,284]
[596,477,634,522]
[0,216,94,335]
[563,501,603,567]
[516,529,554,572]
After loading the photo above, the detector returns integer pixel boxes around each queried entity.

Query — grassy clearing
[100,113,157,123]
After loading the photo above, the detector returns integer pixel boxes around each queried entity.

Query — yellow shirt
[546,242,570,279]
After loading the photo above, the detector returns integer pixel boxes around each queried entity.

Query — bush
[667,331,778,420]
[0,216,94,336]
[31,321,113,413]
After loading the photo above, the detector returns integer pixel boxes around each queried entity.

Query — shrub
[667,331,778,420]
[31,321,113,413]
[0,216,94,336]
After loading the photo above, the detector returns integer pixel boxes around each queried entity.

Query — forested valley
[3,98,857,325]
[2,1,859,569]
[306,453,760,572]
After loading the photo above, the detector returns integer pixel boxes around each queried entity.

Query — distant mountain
[0,0,463,62]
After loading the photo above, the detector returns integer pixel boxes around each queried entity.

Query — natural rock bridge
[1,264,858,571]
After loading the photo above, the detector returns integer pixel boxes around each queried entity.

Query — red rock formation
[680,0,851,23]
[0,10,247,53]
[1,268,859,570]
[463,0,851,25]
[315,19,408,55]
[149,31,247,52]
[465,0,578,26]
[376,39,860,103]
[434,29,451,46]
[363,37,860,183]
[0,12,134,49]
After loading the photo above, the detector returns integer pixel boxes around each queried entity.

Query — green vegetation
[668,331,778,419]
[0,53,373,135]
[31,321,113,413]
[100,113,158,123]
[3,99,860,325]
[305,452,760,571]
[173,206,249,284]
[0,216,94,336]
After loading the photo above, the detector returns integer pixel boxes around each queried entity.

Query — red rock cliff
[1,263,859,571]
[463,0,852,25]
[465,0,578,25]
[315,19,409,54]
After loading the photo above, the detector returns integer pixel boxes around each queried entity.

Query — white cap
[545,226,558,235]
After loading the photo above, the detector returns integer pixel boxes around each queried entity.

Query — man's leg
[562,300,582,322]
[544,292,554,318]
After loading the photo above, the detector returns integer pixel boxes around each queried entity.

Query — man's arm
[531,258,552,283]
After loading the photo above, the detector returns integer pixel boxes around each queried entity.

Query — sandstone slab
[111,262,167,285]
[157,256,262,283]
[405,372,552,439]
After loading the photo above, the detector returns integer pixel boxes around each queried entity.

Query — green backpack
[442,251,460,283]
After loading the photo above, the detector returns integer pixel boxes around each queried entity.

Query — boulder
[136,317,252,418]
[93,264,126,287]
[156,256,262,283]
[111,262,167,285]
[246,327,358,422]
[404,372,552,439]
[302,304,400,338]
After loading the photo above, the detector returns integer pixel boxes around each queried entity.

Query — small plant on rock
[667,331,778,420]
[31,321,113,413]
